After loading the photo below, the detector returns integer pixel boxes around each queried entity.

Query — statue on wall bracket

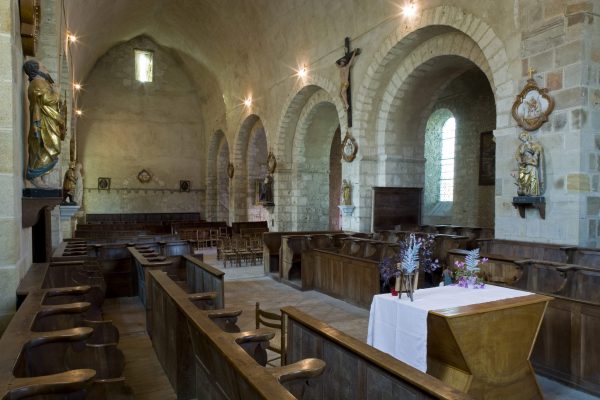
[510,67,551,219]
[267,151,277,174]
[511,68,554,131]
[227,162,235,179]
[23,59,66,189]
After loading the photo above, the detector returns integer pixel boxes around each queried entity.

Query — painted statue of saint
[62,162,77,204]
[23,59,66,188]
[74,163,84,206]
[515,131,544,196]
[342,179,352,205]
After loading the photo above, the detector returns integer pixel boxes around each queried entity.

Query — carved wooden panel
[372,187,422,232]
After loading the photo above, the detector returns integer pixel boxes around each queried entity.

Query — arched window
[439,117,456,202]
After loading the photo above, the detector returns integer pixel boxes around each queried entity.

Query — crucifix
[527,66,535,80]
[335,37,360,128]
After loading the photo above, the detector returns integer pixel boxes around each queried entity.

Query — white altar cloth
[367,284,531,372]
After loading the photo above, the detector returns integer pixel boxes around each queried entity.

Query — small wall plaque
[180,180,190,192]
[98,177,111,190]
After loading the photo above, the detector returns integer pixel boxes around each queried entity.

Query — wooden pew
[283,306,472,400]
[262,230,342,276]
[1,286,132,399]
[302,249,380,308]
[147,270,326,400]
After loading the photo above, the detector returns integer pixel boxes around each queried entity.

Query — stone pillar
[0,1,27,333]
[272,167,293,231]
[494,1,594,245]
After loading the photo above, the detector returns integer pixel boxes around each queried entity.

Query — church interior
[1,0,600,399]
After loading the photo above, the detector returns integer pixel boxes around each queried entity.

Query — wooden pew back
[283,307,471,400]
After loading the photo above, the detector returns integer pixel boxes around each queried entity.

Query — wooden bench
[4,265,133,399]
[147,269,326,399]
[283,306,472,399]
[262,231,342,276]
[301,249,380,308]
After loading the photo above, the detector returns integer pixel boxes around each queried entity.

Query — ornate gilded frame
[341,131,358,163]
[511,79,554,131]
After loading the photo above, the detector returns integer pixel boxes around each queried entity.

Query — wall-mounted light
[73,82,82,91]
[75,109,83,116]
[402,1,417,17]
[243,96,252,107]
[297,64,308,79]
[67,33,78,43]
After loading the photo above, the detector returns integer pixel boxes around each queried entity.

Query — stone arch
[275,76,346,169]
[231,114,267,222]
[350,9,510,231]
[290,90,341,230]
[354,6,512,150]
[272,79,345,231]
[206,130,230,222]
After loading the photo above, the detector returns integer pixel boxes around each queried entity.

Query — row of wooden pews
[3,260,133,399]
[265,231,468,308]
[53,236,193,298]
[137,243,330,399]
[448,239,600,396]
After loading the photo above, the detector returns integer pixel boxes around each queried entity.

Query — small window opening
[135,49,153,83]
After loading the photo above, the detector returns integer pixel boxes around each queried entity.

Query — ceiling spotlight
[243,97,252,107]
[73,83,82,90]
[402,2,417,17]
[67,34,78,43]
[75,109,83,116]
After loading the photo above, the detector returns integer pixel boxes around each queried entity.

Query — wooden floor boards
[102,297,176,400]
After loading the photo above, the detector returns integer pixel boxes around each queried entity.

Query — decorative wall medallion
[137,169,152,183]
[512,77,554,131]
[98,177,111,190]
[180,180,190,192]
[341,131,358,162]
[227,162,235,179]
[267,151,277,174]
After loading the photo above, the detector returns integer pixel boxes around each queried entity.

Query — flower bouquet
[379,234,440,301]
[453,248,487,289]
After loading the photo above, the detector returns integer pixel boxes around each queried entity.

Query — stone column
[0,1,27,332]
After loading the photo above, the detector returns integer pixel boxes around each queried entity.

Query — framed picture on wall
[479,131,495,186]
[98,177,111,190]
[254,179,264,205]
[180,180,190,192]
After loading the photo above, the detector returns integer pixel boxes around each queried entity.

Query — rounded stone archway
[231,115,269,223]
[206,130,230,222]
[349,11,511,231]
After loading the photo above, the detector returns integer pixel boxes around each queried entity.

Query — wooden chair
[221,238,240,268]
[255,302,285,366]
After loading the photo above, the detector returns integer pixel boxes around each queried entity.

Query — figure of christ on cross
[335,37,361,115]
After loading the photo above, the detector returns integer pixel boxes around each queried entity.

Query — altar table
[367,285,551,400]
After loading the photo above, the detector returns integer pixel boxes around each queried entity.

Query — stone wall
[78,35,205,214]
[493,0,595,244]
[50,0,600,245]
